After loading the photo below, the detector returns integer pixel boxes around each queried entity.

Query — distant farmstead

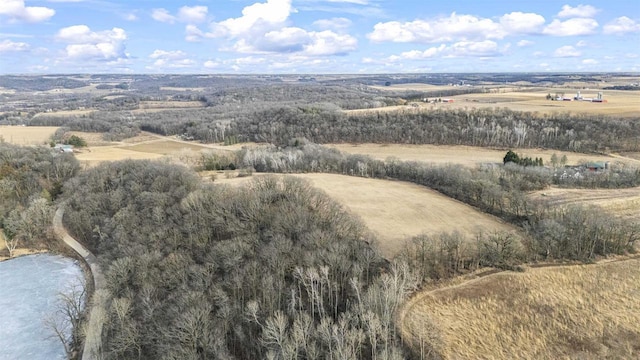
[585,162,609,172]
[53,144,74,153]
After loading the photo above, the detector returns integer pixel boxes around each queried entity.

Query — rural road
[53,205,104,360]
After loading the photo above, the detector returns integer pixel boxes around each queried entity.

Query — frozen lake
[0,254,84,360]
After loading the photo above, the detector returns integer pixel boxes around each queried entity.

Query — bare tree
[44,277,86,359]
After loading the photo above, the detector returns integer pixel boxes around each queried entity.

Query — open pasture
[530,186,640,222]
[355,80,640,117]
[0,126,58,145]
[126,140,211,155]
[137,100,205,110]
[74,147,165,166]
[447,89,640,117]
[329,143,618,167]
[215,173,517,258]
[400,257,640,359]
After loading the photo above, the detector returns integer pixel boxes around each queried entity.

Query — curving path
[53,205,104,360]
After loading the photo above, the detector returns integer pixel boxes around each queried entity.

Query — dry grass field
[353,80,640,117]
[32,109,95,118]
[0,126,59,145]
[137,101,205,109]
[74,147,165,166]
[126,140,211,155]
[529,186,640,222]
[215,173,517,258]
[400,257,640,359]
[447,90,640,117]
[329,143,618,167]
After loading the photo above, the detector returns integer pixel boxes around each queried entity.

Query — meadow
[0,126,58,145]
[215,173,517,258]
[400,257,640,359]
[329,143,619,167]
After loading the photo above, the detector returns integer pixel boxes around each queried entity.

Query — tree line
[232,141,639,265]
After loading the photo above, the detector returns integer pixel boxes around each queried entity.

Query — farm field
[447,89,640,117]
[400,257,640,359]
[126,139,211,154]
[74,146,165,166]
[529,186,640,222]
[0,126,58,145]
[215,173,518,258]
[329,143,619,167]
[71,133,253,166]
[350,84,640,117]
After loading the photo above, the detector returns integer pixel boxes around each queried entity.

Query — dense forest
[61,161,415,359]
[29,104,640,153]
[0,143,79,257]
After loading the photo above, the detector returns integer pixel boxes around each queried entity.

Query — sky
[0,0,639,74]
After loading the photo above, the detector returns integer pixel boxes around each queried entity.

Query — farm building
[585,161,609,171]
[53,144,74,153]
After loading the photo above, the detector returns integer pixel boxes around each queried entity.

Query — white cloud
[398,45,447,60]
[185,25,205,42]
[603,17,640,35]
[0,0,55,23]
[203,60,220,68]
[557,4,599,18]
[304,30,357,56]
[554,45,581,57]
[499,12,545,34]
[448,40,501,57]
[517,39,534,47]
[543,18,598,36]
[0,39,30,52]
[383,40,501,62]
[123,13,138,21]
[582,59,598,64]
[56,25,128,61]
[313,17,352,30]
[368,11,549,44]
[205,0,356,57]
[149,49,187,59]
[326,0,369,4]
[27,65,49,72]
[368,13,503,43]
[152,8,176,24]
[576,40,588,47]
[178,6,208,24]
[147,49,195,69]
[209,0,293,37]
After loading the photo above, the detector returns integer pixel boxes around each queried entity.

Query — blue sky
[0,0,639,73]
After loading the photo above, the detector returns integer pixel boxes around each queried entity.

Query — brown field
[329,143,619,167]
[400,257,640,359]
[74,147,165,166]
[126,140,211,155]
[447,90,640,117]
[529,186,640,222]
[350,84,640,117]
[159,86,206,92]
[214,173,517,258]
[137,101,205,109]
[32,109,95,118]
[0,126,59,145]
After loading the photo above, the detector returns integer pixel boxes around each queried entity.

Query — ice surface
[0,254,84,360]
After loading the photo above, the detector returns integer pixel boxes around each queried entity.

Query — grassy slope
[401,257,640,359]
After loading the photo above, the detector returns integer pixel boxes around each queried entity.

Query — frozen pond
[0,254,84,360]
